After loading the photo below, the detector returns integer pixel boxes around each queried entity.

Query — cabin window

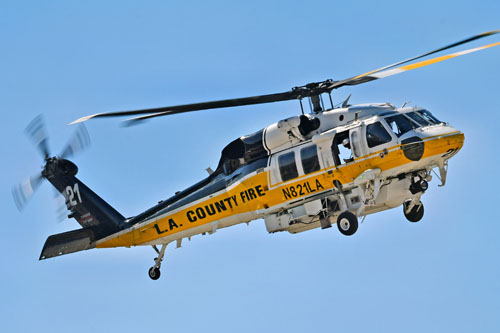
[417,110,442,125]
[278,152,298,181]
[385,114,415,137]
[366,122,392,148]
[300,145,320,174]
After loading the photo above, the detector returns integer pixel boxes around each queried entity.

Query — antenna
[342,94,352,108]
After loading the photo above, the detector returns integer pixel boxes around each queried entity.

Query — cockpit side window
[417,110,442,124]
[405,112,430,127]
[366,122,392,148]
[385,114,415,137]
[278,152,298,182]
[300,145,320,174]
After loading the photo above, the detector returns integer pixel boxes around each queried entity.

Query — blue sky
[1,1,499,332]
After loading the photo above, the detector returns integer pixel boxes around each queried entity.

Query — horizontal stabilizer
[40,228,96,260]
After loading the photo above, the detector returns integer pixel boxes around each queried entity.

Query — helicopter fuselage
[95,103,464,249]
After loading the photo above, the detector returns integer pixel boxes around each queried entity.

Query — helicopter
[13,30,499,280]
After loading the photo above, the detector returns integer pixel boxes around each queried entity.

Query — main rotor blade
[60,124,91,159]
[12,174,44,211]
[123,37,500,123]
[25,114,50,158]
[70,90,301,124]
[69,30,499,125]
[122,111,169,126]
[328,40,500,90]
[349,30,500,79]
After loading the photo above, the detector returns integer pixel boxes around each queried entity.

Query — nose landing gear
[148,243,167,280]
[403,200,424,222]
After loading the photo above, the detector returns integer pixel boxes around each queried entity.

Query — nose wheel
[149,244,167,280]
[403,200,424,222]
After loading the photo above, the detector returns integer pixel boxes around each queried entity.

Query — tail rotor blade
[12,174,44,211]
[25,114,50,159]
[60,124,91,159]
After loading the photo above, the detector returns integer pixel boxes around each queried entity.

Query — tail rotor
[12,174,44,210]
[60,123,90,159]
[13,115,91,211]
[25,114,51,160]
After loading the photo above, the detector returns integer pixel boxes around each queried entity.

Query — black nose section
[401,136,425,161]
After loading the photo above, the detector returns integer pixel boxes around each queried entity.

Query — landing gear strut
[148,244,167,280]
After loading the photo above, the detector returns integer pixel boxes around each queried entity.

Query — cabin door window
[331,130,354,166]
[349,126,364,158]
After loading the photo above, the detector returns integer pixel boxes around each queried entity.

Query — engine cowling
[263,115,320,153]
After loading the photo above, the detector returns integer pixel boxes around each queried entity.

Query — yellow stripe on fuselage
[96,132,464,248]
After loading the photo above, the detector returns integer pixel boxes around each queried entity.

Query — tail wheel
[148,266,161,280]
[403,201,424,222]
[336,211,358,236]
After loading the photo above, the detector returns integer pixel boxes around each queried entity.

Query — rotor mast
[292,80,336,114]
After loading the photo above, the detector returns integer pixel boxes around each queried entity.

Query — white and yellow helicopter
[14,31,500,279]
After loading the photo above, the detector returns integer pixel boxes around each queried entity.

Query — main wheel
[336,211,358,236]
[403,201,424,222]
[148,266,161,280]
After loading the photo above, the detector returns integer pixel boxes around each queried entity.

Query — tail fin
[43,158,126,240]
[15,116,124,259]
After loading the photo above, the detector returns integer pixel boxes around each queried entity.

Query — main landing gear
[148,244,167,280]
[403,200,424,222]
[336,211,358,236]
[332,180,359,236]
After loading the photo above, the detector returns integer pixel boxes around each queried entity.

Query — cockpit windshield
[384,109,443,137]
[385,114,416,137]
[405,112,429,126]
[416,110,442,124]
[403,110,443,127]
